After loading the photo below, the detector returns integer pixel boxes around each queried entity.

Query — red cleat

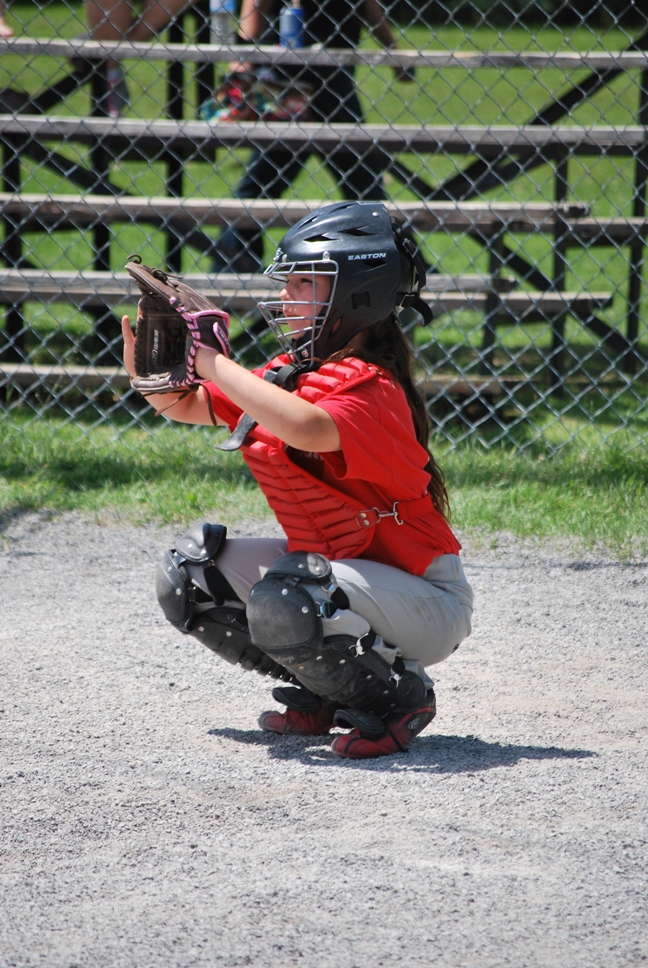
[258,700,337,736]
[330,692,436,759]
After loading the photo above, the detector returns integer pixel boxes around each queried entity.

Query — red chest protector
[241,358,392,560]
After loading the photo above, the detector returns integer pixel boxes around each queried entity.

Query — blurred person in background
[0,1,14,37]
[210,0,413,273]
[84,0,196,116]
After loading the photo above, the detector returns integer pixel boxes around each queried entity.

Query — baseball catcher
[123,202,473,759]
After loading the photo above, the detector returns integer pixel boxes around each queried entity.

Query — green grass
[1,416,646,558]
[443,444,648,558]
[0,417,271,524]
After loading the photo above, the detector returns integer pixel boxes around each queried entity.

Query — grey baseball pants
[216,537,473,669]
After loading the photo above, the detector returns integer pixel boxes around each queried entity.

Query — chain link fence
[1,0,647,454]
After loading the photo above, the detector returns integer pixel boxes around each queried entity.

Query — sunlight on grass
[0,419,271,526]
[1,418,646,558]
[441,443,648,557]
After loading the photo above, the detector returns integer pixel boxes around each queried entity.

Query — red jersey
[204,355,460,575]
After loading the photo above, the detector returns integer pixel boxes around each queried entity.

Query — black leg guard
[190,606,295,681]
[271,684,321,712]
[155,520,295,683]
[247,552,427,716]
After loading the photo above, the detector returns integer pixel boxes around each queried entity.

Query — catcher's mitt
[126,257,230,395]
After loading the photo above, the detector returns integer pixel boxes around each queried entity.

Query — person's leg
[215,537,339,734]
[126,0,193,41]
[239,549,467,666]
[86,0,192,44]
[214,543,473,750]
[0,1,14,38]
[85,0,135,115]
[213,149,306,273]
[86,0,192,116]
[312,69,386,201]
[85,0,134,40]
[328,555,473,758]
[246,551,450,744]
[155,525,297,683]
[330,554,474,668]
[215,535,289,599]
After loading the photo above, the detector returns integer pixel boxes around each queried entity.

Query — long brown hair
[330,315,451,521]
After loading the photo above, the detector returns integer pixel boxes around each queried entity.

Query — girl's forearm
[195,349,341,452]
[146,386,221,425]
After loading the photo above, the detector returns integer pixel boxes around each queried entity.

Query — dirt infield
[1,511,647,968]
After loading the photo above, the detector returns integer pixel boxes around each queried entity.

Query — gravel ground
[1,510,647,968]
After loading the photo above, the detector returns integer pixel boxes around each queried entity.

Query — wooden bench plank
[427,291,613,321]
[1,116,645,157]
[418,374,530,397]
[562,217,648,244]
[0,269,515,303]
[0,362,132,390]
[8,193,642,247]
[0,270,610,317]
[4,37,648,72]
[0,193,587,232]
[0,361,529,398]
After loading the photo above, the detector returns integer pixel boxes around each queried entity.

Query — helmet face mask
[258,257,339,362]
[258,201,427,363]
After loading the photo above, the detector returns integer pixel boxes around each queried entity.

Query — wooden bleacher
[2,33,646,398]
[2,115,647,160]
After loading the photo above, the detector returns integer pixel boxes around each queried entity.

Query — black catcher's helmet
[258,201,430,363]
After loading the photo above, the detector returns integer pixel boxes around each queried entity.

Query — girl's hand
[121,315,222,427]
[122,314,136,377]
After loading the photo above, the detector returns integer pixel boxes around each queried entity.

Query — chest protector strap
[216,362,313,451]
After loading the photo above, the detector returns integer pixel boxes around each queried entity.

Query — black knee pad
[155,520,294,683]
[155,520,230,631]
[246,551,331,655]
[156,548,193,630]
[247,551,422,715]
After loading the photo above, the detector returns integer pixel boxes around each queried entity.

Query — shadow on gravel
[0,507,56,536]
[208,727,597,773]
[566,560,648,571]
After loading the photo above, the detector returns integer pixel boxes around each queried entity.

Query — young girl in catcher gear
[122,202,473,759]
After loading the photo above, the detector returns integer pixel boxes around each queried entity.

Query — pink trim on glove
[182,340,208,388]
[182,309,231,358]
